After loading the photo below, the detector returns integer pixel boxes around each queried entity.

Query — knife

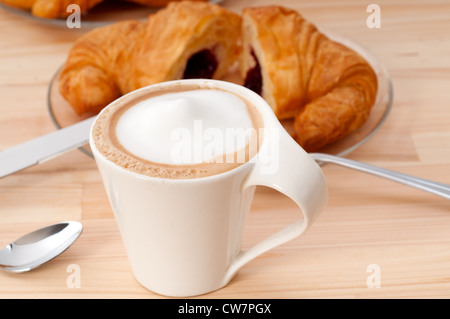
[0,116,96,179]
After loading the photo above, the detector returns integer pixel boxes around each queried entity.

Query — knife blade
[0,116,96,179]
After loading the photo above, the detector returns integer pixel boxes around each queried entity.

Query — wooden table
[1,0,449,299]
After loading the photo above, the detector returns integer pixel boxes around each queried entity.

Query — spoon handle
[309,153,450,200]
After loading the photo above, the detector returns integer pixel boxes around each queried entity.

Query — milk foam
[115,89,254,165]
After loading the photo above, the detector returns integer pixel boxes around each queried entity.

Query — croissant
[241,6,378,152]
[59,1,242,115]
[0,0,207,19]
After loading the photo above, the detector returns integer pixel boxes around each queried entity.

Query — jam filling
[183,49,218,79]
[244,50,262,96]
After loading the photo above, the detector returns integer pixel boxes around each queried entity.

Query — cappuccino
[92,84,264,179]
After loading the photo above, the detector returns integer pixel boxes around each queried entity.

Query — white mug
[89,79,328,297]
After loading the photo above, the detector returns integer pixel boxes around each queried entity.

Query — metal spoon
[0,221,82,273]
[310,153,450,200]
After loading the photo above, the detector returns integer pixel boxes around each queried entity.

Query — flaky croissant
[241,6,378,152]
[59,1,242,115]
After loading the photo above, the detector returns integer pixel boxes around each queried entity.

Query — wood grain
[0,0,449,298]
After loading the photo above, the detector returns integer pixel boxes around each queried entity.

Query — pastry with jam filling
[59,1,241,115]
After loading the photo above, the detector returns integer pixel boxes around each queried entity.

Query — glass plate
[0,0,223,28]
[47,30,393,159]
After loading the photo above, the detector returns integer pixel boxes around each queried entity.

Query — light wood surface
[1,0,450,299]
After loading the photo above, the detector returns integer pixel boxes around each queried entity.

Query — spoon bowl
[0,221,82,273]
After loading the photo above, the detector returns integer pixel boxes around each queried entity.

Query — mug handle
[223,127,328,284]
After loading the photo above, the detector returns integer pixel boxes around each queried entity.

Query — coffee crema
[92,84,264,179]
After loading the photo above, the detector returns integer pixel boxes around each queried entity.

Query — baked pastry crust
[241,6,378,151]
[241,6,305,120]
[58,1,242,115]
[59,20,146,115]
[132,1,241,89]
